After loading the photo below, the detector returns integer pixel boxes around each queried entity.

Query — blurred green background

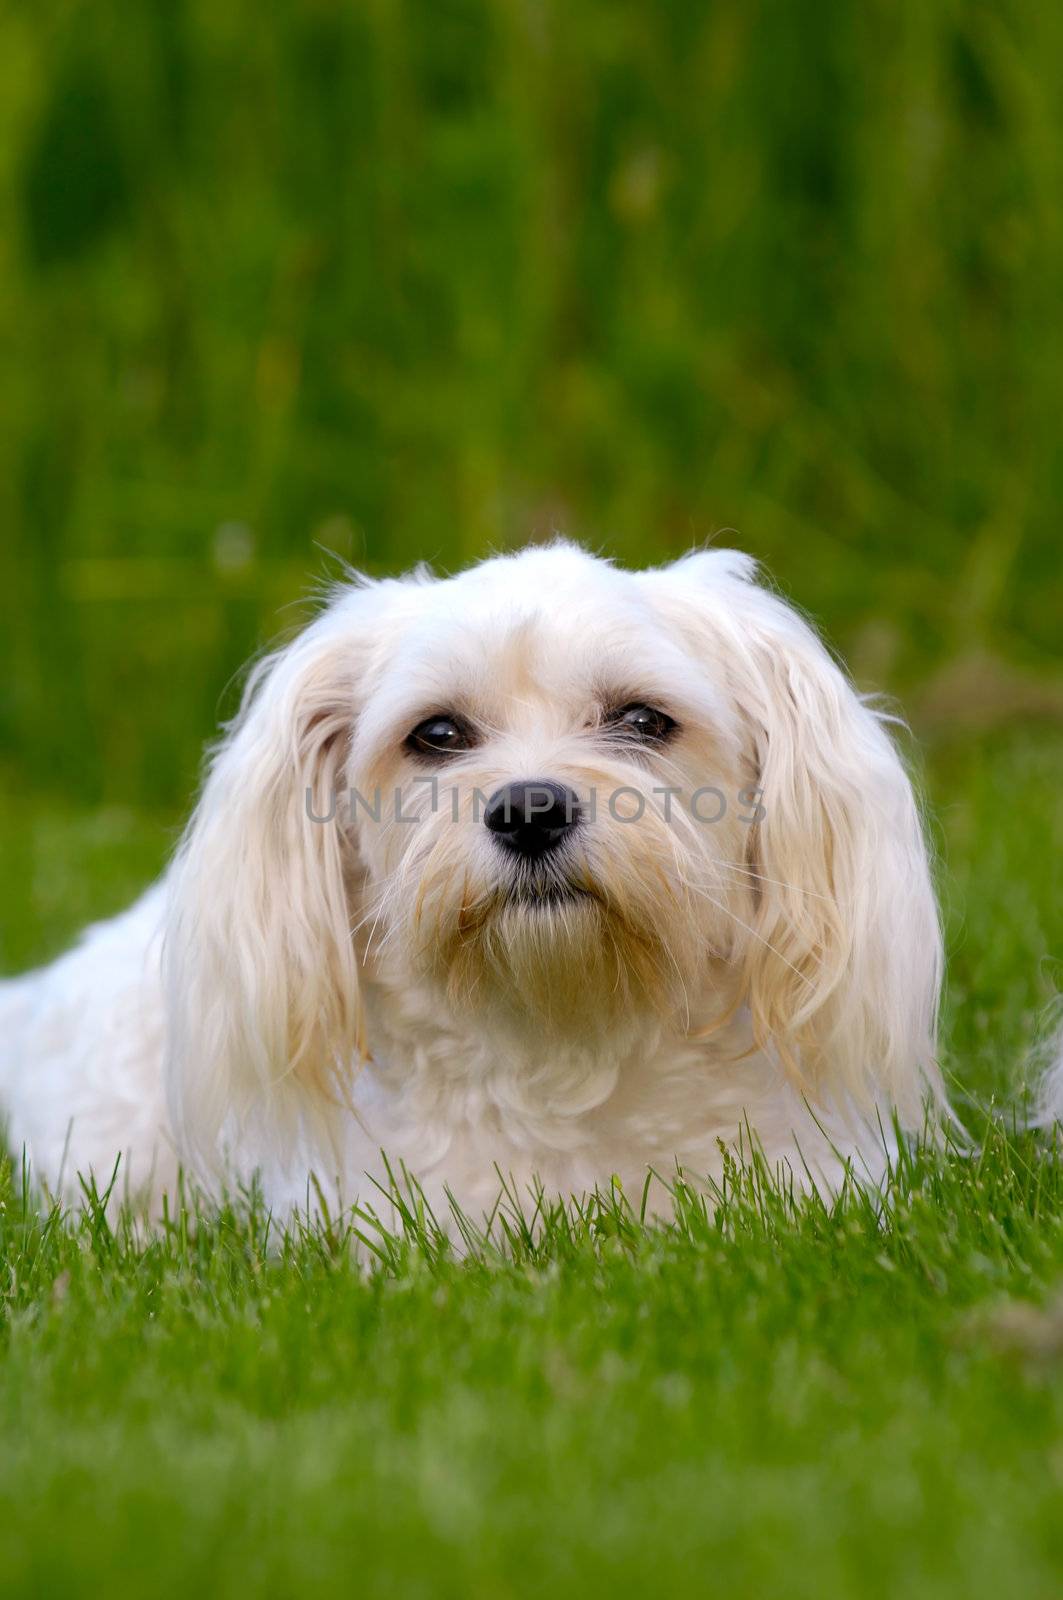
[1,1,1061,1004]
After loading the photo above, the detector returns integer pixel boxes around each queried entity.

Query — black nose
[484,780,582,858]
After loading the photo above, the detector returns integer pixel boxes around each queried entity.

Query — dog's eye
[406,715,475,757]
[605,703,677,743]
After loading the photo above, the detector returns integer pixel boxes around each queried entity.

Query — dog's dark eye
[605,703,677,743]
[406,715,475,757]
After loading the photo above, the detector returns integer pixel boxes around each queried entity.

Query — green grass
[4,1127,1063,1600]
[2,725,1063,1598]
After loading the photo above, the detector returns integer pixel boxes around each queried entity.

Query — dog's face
[165,543,942,1165]
[348,547,751,1035]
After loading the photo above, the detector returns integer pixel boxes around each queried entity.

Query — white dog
[0,544,944,1220]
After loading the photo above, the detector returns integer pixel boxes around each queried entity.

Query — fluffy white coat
[0,545,944,1221]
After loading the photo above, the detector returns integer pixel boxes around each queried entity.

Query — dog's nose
[483,780,582,858]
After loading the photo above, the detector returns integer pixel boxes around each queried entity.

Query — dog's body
[0,545,944,1219]
[0,885,897,1217]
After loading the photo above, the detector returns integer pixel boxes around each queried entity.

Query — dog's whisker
[694,890,820,992]
[716,861,841,905]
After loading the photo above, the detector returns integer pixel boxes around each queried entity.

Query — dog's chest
[340,1012,765,1217]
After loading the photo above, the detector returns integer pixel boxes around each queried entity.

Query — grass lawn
[2,725,1063,1598]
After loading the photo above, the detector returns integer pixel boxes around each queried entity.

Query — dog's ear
[163,579,395,1179]
[643,551,943,1123]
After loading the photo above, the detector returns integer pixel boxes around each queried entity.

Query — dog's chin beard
[499,863,598,916]
[417,860,686,1042]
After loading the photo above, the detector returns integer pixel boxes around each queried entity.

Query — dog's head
[165,544,942,1168]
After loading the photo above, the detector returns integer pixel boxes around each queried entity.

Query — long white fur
[0,544,946,1221]
[1032,1021,1063,1126]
